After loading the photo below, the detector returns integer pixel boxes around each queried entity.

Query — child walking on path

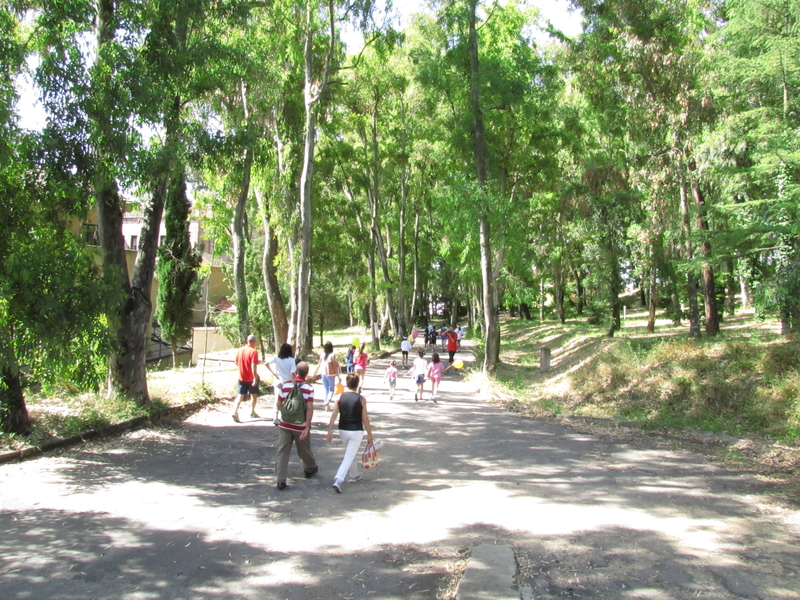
[384,361,398,400]
[325,373,373,494]
[353,344,369,393]
[408,349,428,402]
[400,337,412,367]
[426,352,445,403]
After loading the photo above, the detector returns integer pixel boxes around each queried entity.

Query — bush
[585,300,610,326]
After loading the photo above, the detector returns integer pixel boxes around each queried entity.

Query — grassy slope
[492,306,800,443]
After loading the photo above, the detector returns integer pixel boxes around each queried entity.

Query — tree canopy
[1,0,798,432]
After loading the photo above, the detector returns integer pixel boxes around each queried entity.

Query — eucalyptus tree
[1,5,116,432]
[285,0,385,355]
[56,0,249,403]
[408,0,562,371]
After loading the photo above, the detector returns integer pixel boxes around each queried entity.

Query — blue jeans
[322,375,336,403]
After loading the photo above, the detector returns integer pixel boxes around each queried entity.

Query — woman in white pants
[325,373,373,493]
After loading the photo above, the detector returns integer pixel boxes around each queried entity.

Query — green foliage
[585,300,610,326]
[212,309,241,349]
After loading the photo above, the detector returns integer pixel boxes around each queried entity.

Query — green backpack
[280,382,307,424]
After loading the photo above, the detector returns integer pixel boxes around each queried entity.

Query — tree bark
[94,0,159,404]
[256,189,289,351]
[574,268,585,315]
[363,109,398,338]
[725,256,736,317]
[397,98,409,336]
[607,238,622,337]
[468,0,499,374]
[553,258,565,324]
[231,139,253,344]
[410,201,421,327]
[647,255,658,333]
[293,0,337,357]
[690,175,719,335]
[678,151,701,337]
[1,360,30,434]
[368,244,380,349]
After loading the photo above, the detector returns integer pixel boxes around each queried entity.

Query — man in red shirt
[232,334,261,422]
[275,362,318,490]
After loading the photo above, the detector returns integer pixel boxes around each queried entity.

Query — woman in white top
[314,341,341,410]
[265,343,296,424]
[409,349,428,402]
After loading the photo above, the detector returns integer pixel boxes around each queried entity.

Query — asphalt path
[2,346,800,600]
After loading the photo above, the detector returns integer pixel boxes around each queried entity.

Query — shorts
[401,351,408,358]
[415,374,425,385]
[238,380,260,395]
[389,379,396,388]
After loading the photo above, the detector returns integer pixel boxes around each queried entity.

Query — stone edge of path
[456,544,519,600]
[0,397,222,466]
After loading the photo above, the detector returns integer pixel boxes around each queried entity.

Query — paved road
[2,348,800,600]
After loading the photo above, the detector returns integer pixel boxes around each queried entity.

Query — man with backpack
[275,361,318,490]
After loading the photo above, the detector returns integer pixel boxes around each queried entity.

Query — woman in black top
[326,373,373,493]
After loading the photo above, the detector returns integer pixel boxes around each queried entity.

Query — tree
[0,2,113,431]
[709,0,800,333]
[155,166,202,367]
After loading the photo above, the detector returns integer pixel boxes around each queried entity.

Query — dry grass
[487,310,800,498]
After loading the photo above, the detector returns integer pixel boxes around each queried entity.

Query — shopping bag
[361,442,378,469]
[334,382,344,395]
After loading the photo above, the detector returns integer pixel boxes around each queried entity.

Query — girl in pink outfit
[426,352,445,403]
[353,344,369,393]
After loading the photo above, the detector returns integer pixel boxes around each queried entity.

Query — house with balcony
[78,203,235,367]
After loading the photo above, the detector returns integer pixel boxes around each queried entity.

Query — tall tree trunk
[293,1,336,357]
[294,103,315,356]
[256,189,289,350]
[725,256,736,317]
[647,260,657,333]
[607,237,622,337]
[1,359,30,433]
[397,100,410,336]
[94,0,157,404]
[690,176,719,335]
[468,0,499,374]
[678,151,701,337]
[553,258,565,324]
[574,268,585,315]
[360,110,398,339]
[231,144,253,344]
[368,245,379,349]
[410,202,421,327]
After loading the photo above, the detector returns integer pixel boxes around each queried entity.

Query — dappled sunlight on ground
[2,342,800,599]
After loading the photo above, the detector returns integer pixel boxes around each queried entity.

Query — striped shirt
[277,378,314,432]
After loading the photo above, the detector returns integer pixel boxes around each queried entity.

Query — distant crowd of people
[230,324,465,495]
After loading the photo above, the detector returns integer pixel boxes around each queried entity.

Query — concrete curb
[0,397,219,466]
[457,544,518,600]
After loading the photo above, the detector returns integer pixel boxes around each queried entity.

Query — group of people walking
[231,335,373,495]
[230,326,462,494]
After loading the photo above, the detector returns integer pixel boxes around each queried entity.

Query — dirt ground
[2,344,800,599]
